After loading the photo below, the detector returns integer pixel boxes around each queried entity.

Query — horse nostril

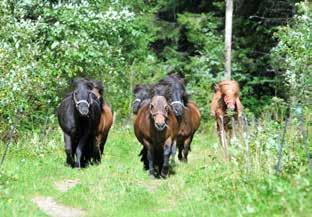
[79,106,89,116]
[156,122,166,130]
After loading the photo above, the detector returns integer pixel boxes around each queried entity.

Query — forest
[0,0,311,216]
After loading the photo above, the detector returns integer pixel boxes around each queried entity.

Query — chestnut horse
[90,81,113,162]
[175,101,201,162]
[134,92,179,178]
[210,80,243,158]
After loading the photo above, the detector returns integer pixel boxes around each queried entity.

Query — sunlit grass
[0,121,311,217]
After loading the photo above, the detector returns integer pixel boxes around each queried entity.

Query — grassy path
[0,127,311,217]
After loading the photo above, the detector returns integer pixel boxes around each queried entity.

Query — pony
[210,80,243,158]
[90,81,113,160]
[57,78,102,168]
[175,101,201,162]
[134,86,179,178]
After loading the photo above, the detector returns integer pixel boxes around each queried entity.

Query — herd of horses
[57,74,243,178]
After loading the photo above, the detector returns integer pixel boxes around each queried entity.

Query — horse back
[179,101,201,137]
[97,103,113,133]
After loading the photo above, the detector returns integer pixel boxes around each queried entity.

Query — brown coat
[134,96,179,177]
[91,87,113,155]
[176,101,201,161]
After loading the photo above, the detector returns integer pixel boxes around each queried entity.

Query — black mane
[159,74,189,103]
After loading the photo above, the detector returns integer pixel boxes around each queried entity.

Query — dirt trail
[32,196,85,217]
[33,179,83,217]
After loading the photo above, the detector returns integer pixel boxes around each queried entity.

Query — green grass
[0,124,311,217]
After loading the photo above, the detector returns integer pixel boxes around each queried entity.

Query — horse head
[149,95,169,131]
[217,80,240,112]
[72,78,97,117]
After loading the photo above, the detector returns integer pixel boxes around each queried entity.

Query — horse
[159,74,189,120]
[134,88,179,178]
[175,101,201,162]
[90,82,113,160]
[132,84,151,115]
[57,78,102,168]
[210,80,243,159]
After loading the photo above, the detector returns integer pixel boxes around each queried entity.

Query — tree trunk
[224,0,233,80]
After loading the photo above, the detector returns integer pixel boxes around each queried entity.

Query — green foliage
[0,0,153,135]
[270,2,312,105]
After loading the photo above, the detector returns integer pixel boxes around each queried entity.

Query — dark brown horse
[175,101,201,162]
[210,80,243,158]
[90,82,113,161]
[134,92,179,178]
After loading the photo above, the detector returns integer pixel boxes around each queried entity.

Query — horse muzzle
[155,122,166,131]
[77,103,89,116]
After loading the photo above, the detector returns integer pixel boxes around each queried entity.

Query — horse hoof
[180,158,188,163]
[160,167,169,178]
[160,171,168,179]
[148,173,156,179]
[148,170,156,179]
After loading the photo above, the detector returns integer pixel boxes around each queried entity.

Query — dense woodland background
[0,0,311,137]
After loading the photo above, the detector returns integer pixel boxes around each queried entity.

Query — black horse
[57,78,102,168]
[132,84,151,115]
[159,74,188,119]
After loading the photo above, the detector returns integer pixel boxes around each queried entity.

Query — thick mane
[159,74,189,103]
[150,84,169,99]
[91,80,104,95]
[72,77,92,88]
[133,84,150,94]
[159,73,185,86]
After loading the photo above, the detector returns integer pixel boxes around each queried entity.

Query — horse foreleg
[76,135,88,168]
[231,117,236,140]
[161,137,172,178]
[64,134,74,167]
[170,139,177,165]
[144,139,155,178]
[93,136,102,164]
[219,116,228,160]
[182,136,192,163]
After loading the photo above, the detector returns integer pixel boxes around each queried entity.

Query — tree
[224,0,233,80]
